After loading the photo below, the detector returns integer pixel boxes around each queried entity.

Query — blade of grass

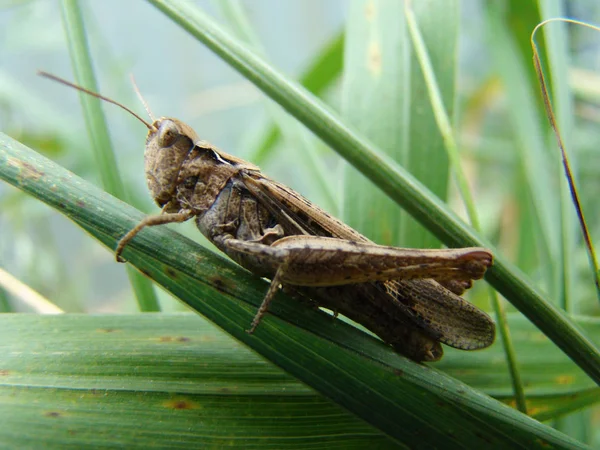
[59,0,159,311]
[0,132,590,449]
[536,6,578,313]
[0,314,395,449]
[439,314,599,397]
[0,288,11,313]
[143,0,600,386]
[0,314,597,447]
[0,267,63,314]
[532,18,600,306]
[404,3,473,229]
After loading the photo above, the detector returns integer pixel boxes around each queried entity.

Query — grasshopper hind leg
[213,234,291,333]
[246,264,287,334]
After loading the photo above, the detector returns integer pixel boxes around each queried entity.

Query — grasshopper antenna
[129,73,155,123]
[37,71,153,130]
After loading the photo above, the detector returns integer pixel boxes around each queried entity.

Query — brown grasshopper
[40,72,495,362]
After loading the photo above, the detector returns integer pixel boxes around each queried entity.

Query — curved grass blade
[0,313,395,449]
[0,313,597,447]
[531,18,600,304]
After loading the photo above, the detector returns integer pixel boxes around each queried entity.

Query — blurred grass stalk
[532,18,600,304]
[59,0,160,312]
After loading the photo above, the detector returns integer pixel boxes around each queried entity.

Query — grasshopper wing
[384,279,495,350]
[240,171,370,241]
[241,171,495,351]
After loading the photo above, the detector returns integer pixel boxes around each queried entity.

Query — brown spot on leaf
[0,369,10,376]
[210,275,229,293]
[76,200,86,208]
[44,411,62,418]
[164,398,199,410]
[158,336,190,343]
[96,328,119,333]
[165,267,178,279]
[7,158,44,183]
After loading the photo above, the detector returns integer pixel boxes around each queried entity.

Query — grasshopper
[40,72,495,362]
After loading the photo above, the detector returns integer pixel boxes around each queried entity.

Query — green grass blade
[1,312,597,448]
[490,289,528,413]
[537,4,577,312]
[0,133,590,449]
[59,0,160,312]
[0,313,597,447]
[144,0,600,387]
[0,289,11,312]
[0,314,395,449]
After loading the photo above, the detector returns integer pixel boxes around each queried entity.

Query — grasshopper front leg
[115,209,194,262]
[216,234,493,333]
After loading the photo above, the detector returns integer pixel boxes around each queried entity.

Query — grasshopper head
[144,117,199,209]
